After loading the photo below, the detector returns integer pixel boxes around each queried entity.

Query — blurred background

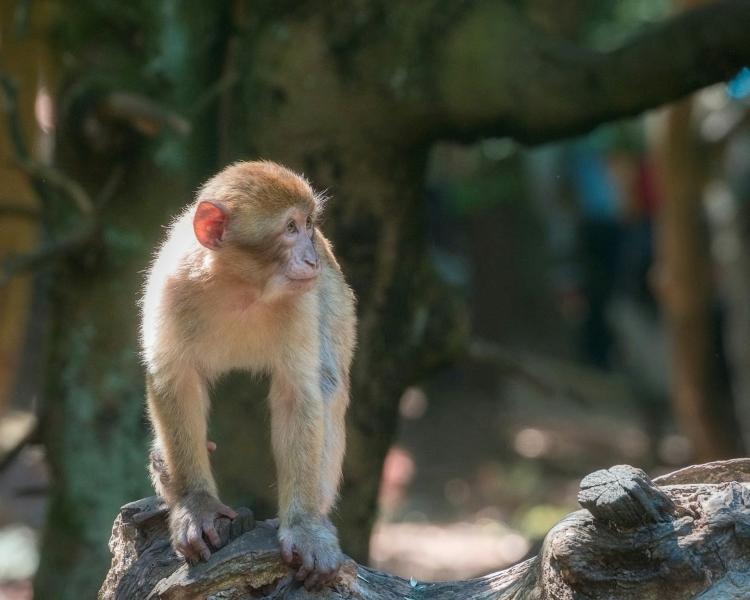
[1,0,749,598]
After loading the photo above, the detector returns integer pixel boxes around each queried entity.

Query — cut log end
[578,464,679,527]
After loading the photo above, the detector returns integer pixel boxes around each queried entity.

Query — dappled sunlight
[657,433,692,465]
[513,427,550,458]
[0,525,37,582]
[444,477,471,506]
[377,446,416,515]
[369,520,529,582]
[507,419,652,464]
[399,387,428,420]
[0,579,32,600]
[33,84,54,134]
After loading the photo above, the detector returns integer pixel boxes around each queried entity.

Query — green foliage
[517,503,573,539]
[53,0,162,89]
[435,142,523,216]
[513,0,669,48]
[585,0,670,50]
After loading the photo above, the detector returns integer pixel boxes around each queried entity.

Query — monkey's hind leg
[149,440,219,499]
[148,444,171,500]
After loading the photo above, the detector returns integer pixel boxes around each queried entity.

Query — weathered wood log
[99,460,750,599]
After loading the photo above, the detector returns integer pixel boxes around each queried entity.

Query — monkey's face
[252,205,321,299]
[281,206,320,283]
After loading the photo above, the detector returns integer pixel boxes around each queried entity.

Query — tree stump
[99,460,750,599]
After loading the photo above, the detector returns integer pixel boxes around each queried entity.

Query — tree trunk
[215,8,467,562]
[0,0,53,413]
[652,98,743,461]
[33,164,188,599]
[98,459,750,599]
[716,137,750,448]
[33,1,231,595]
[651,0,746,458]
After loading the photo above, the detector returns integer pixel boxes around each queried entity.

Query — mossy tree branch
[419,0,750,143]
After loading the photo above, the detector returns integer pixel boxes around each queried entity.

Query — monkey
[140,160,356,589]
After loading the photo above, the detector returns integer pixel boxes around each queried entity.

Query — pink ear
[193,201,227,249]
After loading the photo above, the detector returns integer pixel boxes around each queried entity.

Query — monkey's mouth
[284,273,319,291]
[286,272,319,282]
[285,265,320,282]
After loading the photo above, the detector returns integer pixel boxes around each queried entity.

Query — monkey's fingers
[216,502,238,520]
[302,565,332,590]
[295,549,315,584]
[303,554,340,590]
[175,528,201,564]
[186,522,212,562]
[280,538,295,564]
[202,517,222,549]
[303,565,320,590]
[175,537,195,564]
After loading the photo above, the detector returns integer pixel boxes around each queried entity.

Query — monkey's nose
[304,258,318,268]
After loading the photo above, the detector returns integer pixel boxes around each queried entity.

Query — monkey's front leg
[269,375,343,589]
[147,372,237,563]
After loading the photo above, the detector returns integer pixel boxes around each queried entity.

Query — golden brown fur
[140,160,355,587]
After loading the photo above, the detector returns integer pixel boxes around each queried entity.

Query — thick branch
[431,0,750,143]
[100,459,750,599]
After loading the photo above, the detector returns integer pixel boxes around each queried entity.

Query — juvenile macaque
[140,161,356,588]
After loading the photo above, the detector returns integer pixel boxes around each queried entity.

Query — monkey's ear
[193,201,227,249]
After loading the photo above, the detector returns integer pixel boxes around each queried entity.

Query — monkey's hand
[279,515,343,589]
[169,491,238,564]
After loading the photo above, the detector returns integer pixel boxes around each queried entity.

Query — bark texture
[99,459,750,599]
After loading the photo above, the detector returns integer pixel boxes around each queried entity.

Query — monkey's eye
[306,216,313,230]
[287,220,298,234]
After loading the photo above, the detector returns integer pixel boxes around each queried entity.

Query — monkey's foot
[169,492,238,564]
[279,515,343,590]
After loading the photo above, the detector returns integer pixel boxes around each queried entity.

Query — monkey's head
[192,161,323,295]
